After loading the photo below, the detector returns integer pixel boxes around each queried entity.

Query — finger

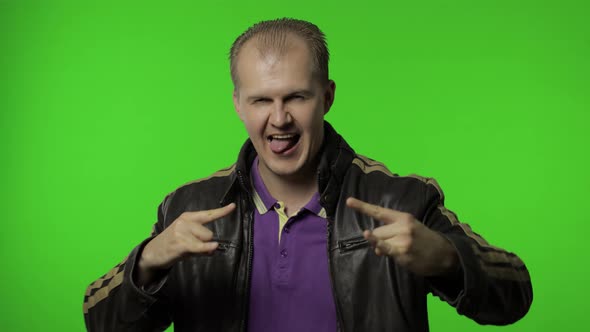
[369,224,398,240]
[190,224,215,242]
[188,240,219,254]
[371,221,411,240]
[346,197,390,222]
[186,203,236,224]
[363,230,379,246]
[365,230,402,257]
[375,239,399,257]
[346,197,401,224]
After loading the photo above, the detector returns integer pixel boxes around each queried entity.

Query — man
[83,18,532,331]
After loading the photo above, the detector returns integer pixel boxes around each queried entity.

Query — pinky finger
[376,240,398,257]
[192,241,218,253]
[204,241,219,252]
[375,247,383,256]
[364,230,379,246]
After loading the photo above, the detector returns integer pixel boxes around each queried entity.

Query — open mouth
[267,133,301,154]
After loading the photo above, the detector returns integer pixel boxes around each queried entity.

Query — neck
[257,160,319,215]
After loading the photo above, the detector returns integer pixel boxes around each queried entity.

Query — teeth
[271,134,296,140]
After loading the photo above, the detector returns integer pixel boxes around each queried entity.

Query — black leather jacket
[84,122,532,331]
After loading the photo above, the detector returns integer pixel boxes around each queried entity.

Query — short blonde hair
[229,18,330,88]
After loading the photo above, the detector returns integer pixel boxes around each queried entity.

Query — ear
[233,89,244,122]
[323,80,336,115]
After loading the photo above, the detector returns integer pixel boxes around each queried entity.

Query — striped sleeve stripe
[350,159,529,282]
[476,260,530,282]
[407,174,444,198]
[473,245,526,267]
[408,175,528,280]
[84,165,237,314]
[356,154,381,166]
[83,270,125,314]
[437,205,493,248]
[351,156,395,177]
[85,257,127,296]
[407,175,495,248]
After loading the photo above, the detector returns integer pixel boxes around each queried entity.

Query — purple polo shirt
[247,157,338,332]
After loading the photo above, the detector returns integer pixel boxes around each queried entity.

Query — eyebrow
[246,89,315,102]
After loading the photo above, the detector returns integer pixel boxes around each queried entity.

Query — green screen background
[1,0,588,330]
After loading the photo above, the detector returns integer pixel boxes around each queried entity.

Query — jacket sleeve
[83,200,172,332]
[418,177,533,325]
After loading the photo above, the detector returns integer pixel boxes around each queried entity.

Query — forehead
[235,36,318,96]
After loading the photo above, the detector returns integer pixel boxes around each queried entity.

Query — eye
[286,95,305,102]
[253,98,271,104]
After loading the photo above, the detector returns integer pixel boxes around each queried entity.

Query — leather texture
[84,122,533,331]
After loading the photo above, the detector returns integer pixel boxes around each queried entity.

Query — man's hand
[136,203,236,287]
[346,197,459,277]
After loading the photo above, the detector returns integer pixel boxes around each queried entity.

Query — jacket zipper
[339,236,369,252]
[326,218,345,332]
[237,170,254,332]
[213,240,234,252]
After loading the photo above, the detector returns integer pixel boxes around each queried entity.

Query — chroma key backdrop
[1,1,588,331]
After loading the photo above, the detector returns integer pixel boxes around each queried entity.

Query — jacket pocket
[212,239,238,253]
[337,235,369,253]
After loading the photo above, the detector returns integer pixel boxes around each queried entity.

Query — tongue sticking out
[269,136,299,154]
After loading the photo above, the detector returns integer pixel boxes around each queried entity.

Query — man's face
[233,36,335,180]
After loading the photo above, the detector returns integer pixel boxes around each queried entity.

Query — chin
[260,152,309,178]
[266,159,304,177]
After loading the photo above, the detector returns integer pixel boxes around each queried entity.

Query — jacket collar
[221,121,355,219]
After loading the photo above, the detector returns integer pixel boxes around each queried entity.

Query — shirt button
[274,203,281,209]
[280,249,288,258]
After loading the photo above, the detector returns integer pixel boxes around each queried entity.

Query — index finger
[187,203,236,224]
[346,197,402,224]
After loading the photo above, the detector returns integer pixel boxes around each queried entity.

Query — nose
[270,102,292,127]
